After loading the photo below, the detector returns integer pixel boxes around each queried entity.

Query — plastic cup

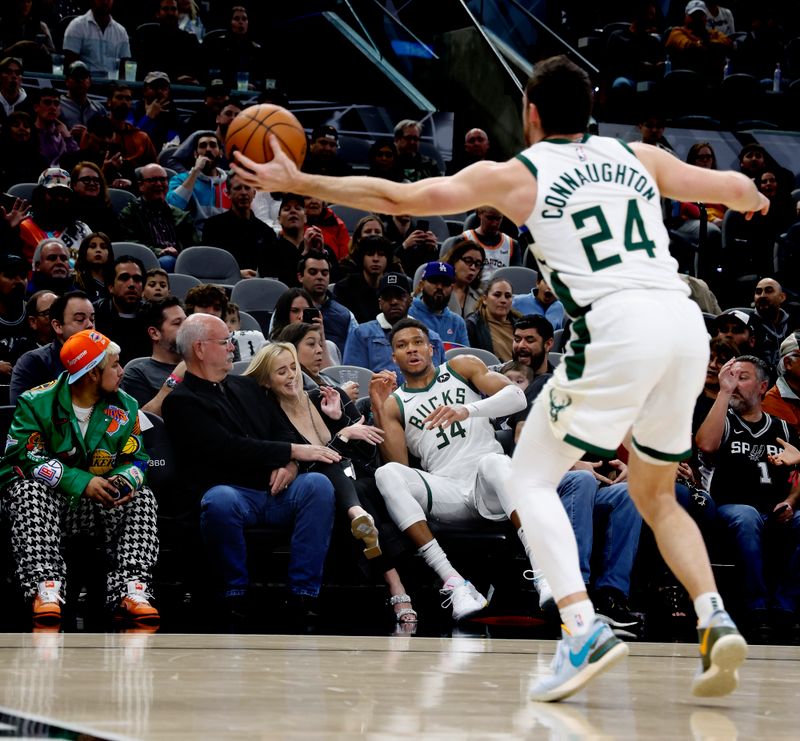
[51,54,64,76]
[124,60,137,81]
[107,60,120,80]
[236,71,249,92]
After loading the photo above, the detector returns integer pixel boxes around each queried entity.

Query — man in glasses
[393,119,441,182]
[31,87,79,167]
[119,163,197,271]
[27,238,77,298]
[93,255,150,364]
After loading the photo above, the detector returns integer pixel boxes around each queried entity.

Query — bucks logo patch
[548,388,573,423]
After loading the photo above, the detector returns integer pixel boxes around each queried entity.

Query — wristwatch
[165,373,182,390]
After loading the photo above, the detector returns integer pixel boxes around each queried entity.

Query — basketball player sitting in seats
[368,317,529,620]
[696,355,800,640]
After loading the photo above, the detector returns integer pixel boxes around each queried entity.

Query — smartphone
[771,502,790,520]
[416,219,430,232]
[110,476,133,501]
[302,307,321,323]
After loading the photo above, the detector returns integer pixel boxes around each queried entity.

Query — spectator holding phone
[385,214,438,276]
[695,355,800,640]
[269,287,340,368]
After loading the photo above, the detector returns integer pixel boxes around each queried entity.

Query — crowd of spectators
[0,0,798,640]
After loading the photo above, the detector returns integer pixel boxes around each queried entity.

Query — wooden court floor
[0,632,798,739]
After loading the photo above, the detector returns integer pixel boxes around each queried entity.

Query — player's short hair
[524,55,592,136]
[389,317,430,346]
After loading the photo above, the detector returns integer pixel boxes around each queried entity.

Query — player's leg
[375,462,487,618]
[508,404,628,702]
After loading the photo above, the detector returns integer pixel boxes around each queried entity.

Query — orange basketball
[225,104,307,168]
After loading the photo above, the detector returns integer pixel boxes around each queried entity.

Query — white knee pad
[375,462,428,531]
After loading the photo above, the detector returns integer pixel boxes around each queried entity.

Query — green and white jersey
[516,134,688,318]
[391,362,503,480]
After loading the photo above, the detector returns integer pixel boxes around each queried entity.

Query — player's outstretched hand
[424,404,468,430]
[743,192,770,221]
[768,437,800,467]
[232,134,298,192]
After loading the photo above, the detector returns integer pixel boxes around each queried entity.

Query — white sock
[516,525,536,565]
[560,599,596,637]
[418,539,460,584]
[694,592,724,626]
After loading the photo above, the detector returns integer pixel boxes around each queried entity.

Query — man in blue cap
[409,261,469,347]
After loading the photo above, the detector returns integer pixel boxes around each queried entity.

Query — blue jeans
[716,503,800,613]
[200,473,335,599]
[158,254,177,272]
[557,470,642,596]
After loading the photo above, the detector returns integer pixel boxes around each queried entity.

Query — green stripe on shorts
[632,437,691,462]
[565,315,590,381]
[564,433,617,459]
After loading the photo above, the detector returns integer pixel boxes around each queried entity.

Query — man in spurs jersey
[232,55,768,702]
[367,317,528,621]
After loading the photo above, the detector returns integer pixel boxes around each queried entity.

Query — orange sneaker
[32,580,64,625]
[114,582,160,624]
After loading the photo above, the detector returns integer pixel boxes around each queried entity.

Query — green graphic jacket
[0,372,149,508]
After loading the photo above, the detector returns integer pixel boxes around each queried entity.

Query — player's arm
[232,137,538,224]
[423,355,526,429]
[375,396,409,466]
[631,142,769,217]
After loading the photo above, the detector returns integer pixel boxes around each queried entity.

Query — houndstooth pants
[3,480,159,605]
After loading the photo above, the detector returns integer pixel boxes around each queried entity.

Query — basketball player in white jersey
[368,316,528,621]
[232,56,768,702]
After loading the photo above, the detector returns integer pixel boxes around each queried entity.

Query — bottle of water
[773,63,782,92]
[724,58,732,78]
[664,56,672,76]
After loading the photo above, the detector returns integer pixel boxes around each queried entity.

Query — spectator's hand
[676,461,696,485]
[340,380,359,402]
[339,419,384,445]
[269,461,297,495]
[572,459,614,485]
[83,476,120,508]
[0,360,13,376]
[240,269,257,279]
[310,315,326,338]
[0,197,28,229]
[402,230,426,249]
[424,404,468,430]
[303,226,324,253]
[55,120,72,139]
[193,154,210,172]
[717,358,740,395]
[107,474,136,507]
[70,123,87,140]
[608,458,628,483]
[104,151,124,170]
[319,385,343,420]
[145,97,169,118]
[160,246,178,256]
[772,501,794,524]
[768,437,800,467]
[291,443,341,464]
[111,178,131,189]
[369,370,396,407]
[423,230,438,246]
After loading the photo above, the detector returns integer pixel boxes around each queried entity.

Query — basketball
[225,104,307,168]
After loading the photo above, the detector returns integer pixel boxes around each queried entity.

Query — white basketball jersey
[517,135,688,317]
[463,229,514,282]
[391,362,503,480]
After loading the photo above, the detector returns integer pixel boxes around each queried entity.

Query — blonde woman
[245,342,417,624]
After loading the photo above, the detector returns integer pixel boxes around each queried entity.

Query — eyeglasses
[77,176,101,185]
[201,335,234,347]
[33,309,50,318]
[459,257,484,268]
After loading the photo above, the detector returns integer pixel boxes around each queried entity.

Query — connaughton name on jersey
[542,162,657,219]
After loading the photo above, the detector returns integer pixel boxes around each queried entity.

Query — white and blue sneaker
[691,610,747,697]
[529,618,629,702]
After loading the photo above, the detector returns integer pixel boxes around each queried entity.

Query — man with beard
[121,296,186,415]
[343,272,445,378]
[17,168,92,263]
[763,333,800,435]
[167,132,230,231]
[201,171,277,279]
[118,163,197,271]
[512,275,566,330]
[368,318,527,620]
[297,251,355,354]
[26,239,77,298]
[393,119,441,182]
[10,290,95,404]
[93,255,150,365]
[753,278,790,369]
[696,355,800,640]
[0,253,30,381]
[409,262,469,347]
[106,83,158,172]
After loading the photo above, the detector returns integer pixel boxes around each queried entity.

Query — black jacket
[162,372,294,511]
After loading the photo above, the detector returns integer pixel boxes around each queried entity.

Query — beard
[729,394,756,416]
[422,291,449,312]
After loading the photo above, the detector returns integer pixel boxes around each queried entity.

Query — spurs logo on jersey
[517,134,688,318]
[392,362,502,480]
